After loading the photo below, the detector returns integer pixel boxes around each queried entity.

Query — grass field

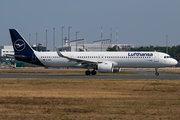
[0,78,180,120]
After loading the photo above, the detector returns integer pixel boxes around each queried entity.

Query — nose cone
[175,61,180,67]
[172,59,178,66]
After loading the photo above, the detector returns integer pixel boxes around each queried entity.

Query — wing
[54,47,102,65]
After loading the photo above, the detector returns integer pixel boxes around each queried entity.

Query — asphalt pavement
[0,70,179,80]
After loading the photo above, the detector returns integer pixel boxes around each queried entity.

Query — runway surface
[0,70,179,80]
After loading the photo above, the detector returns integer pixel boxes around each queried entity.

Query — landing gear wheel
[155,68,159,76]
[85,70,91,75]
[91,70,96,75]
[155,72,159,76]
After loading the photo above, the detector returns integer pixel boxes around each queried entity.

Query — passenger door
[154,53,159,62]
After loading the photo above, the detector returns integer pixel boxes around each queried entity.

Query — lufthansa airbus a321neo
[8,29,178,76]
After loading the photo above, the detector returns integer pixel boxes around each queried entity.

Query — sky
[0,0,180,50]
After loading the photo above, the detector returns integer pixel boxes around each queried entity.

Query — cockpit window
[164,56,172,58]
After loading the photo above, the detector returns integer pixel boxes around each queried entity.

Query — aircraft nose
[176,62,180,67]
[172,59,178,66]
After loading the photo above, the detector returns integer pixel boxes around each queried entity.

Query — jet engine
[113,68,121,73]
[98,62,113,73]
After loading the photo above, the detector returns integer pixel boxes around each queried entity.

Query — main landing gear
[155,68,159,76]
[85,70,97,75]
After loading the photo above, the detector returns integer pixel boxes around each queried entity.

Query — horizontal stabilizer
[4,54,26,58]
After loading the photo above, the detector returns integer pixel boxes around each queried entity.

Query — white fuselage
[34,51,177,68]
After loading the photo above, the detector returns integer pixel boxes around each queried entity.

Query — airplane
[8,29,178,76]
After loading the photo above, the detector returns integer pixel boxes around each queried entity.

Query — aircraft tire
[91,70,96,75]
[155,72,159,76]
[85,70,91,75]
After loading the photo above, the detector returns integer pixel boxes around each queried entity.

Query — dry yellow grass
[0,78,180,120]
[159,69,180,74]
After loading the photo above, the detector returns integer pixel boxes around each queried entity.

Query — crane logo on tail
[14,39,26,51]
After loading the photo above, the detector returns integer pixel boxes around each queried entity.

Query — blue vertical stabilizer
[9,29,34,54]
[9,29,44,66]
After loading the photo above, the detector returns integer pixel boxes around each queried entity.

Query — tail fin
[9,29,44,66]
[9,29,34,54]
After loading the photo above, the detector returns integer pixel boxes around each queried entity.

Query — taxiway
[0,70,179,80]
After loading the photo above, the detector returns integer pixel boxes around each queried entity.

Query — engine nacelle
[113,68,121,73]
[98,62,113,73]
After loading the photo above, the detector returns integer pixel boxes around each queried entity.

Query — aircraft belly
[117,59,160,68]
[118,59,141,67]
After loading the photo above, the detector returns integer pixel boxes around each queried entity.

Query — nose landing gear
[155,72,159,76]
[155,68,159,76]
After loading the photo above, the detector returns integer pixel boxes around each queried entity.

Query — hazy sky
[1,0,180,50]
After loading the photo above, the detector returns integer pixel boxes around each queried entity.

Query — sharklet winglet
[54,46,66,58]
